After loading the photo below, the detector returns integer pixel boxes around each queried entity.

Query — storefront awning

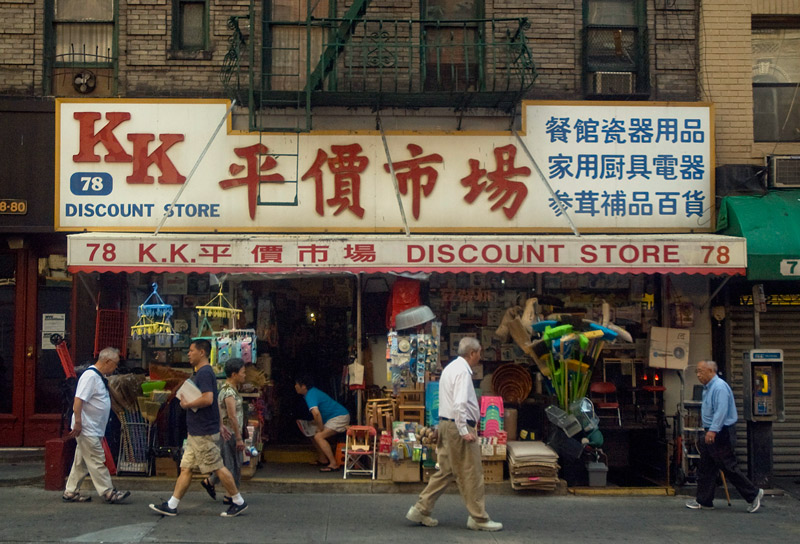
[717,190,800,281]
[67,233,746,276]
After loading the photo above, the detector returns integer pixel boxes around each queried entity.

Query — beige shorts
[324,414,350,433]
[180,433,224,473]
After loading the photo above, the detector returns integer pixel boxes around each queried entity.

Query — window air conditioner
[592,71,635,95]
[767,155,800,188]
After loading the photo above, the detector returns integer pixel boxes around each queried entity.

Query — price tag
[0,199,27,215]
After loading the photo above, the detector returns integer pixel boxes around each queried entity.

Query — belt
[440,417,476,427]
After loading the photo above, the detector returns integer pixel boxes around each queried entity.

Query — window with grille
[422,0,481,92]
[752,17,800,142]
[53,0,114,66]
[583,0,647,97]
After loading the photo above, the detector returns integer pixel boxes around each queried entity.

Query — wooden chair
[365,398,396,431]
[590,381,622,426]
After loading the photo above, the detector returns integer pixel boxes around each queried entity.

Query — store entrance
[246,276,357,446]
[0,249,66,446]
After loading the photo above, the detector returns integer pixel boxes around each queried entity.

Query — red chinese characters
[298,244,329,264]
[344,243,376,263]
[301,144,368,218]
[251,245,283,264]
[219,144,285,220]
[461,144,530,219]
[383,144,443,220]
[198,244,232,263]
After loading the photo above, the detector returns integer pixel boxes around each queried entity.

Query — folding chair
[590,381,622,426]
[343,425,377,480]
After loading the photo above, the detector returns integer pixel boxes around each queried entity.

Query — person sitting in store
[294,375,350,472]
[203,357,246,505]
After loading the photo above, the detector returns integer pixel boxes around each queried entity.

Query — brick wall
[0,0,44,95]
[1,1,700,107]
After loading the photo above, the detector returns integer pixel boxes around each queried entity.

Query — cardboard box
[154,457,179,478]
[482,460,504,483]
[376,454,393,481]
[391,459,420,482]
[648,326,690,369]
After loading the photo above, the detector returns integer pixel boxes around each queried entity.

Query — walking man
[149,339,247,517]
[686,360,764,512]
[62,347,130,504]
[406,337,502,531]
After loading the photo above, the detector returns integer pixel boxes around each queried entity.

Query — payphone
[742,349,785,422]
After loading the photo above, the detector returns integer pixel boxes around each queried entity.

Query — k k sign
[55,99,714,233]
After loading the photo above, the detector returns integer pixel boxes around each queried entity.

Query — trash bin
[586,461,608,487]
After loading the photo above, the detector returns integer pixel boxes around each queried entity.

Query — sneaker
[223,496,232,505]
[221,501,248,517]
[149,501,178,516]
[685,500,714,510]
[467,517,503,532]
[406,505,438,527]
[748,489,764,513]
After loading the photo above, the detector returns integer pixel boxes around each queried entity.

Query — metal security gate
[728,306,800,477]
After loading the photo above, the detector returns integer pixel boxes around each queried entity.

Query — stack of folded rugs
[507,441,560,491]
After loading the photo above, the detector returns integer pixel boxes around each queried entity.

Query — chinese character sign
[56,100,713,233]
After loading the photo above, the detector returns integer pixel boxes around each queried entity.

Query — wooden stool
[397,390,425,425]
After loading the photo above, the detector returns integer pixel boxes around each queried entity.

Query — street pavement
[1,485,799,543]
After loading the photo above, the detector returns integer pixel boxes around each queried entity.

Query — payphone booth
[742,349,785,423]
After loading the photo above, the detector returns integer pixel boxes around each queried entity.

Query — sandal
[201,478,217,500]
[319,466,341,472]
[62,491,91,503]
[103,489,130,504]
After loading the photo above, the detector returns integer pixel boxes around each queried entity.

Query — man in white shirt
[62,347,130,504]
[406,337,503,532]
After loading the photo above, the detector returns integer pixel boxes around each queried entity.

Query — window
[53,0,114,66]
[173,0,209,51]
[264,0,329,91]
[752,17,800,142]
[583,0,648,97]
[422,0,482,92]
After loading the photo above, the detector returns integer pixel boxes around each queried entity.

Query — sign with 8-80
[0,199,27,215]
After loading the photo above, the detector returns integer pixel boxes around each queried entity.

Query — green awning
[717,190,800,281]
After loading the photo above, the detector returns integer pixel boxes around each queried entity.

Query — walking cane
[720,471,731,506]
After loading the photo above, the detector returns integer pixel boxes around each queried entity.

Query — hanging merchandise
[211,328,257,373]
[196,283,242,324]
[130,283,178,341]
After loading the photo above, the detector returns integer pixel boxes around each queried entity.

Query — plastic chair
[590,381,622,426]
[343,426,377,480]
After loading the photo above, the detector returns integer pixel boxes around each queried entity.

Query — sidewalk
[1,487,797,544]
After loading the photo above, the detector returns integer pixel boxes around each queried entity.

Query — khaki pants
[414,420,489,523]
[65,434,113,497]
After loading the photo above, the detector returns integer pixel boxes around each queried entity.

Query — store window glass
[752,18,800,142]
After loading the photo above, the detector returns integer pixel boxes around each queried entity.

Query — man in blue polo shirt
[295,376,350,471]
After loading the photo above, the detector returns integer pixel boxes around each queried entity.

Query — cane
[720,471,731,506]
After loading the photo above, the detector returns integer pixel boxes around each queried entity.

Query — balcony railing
[247,16,537,120]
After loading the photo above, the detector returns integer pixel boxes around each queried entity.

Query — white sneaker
[467,516,503,532]
[406,505,438,527]
[748,489,764,513]
[685,500,714,510]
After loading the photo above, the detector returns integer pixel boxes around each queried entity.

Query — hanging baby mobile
[130,283,178,341]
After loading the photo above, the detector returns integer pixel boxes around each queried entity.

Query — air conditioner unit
[767,155,800,187]
[592,71,635,95]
